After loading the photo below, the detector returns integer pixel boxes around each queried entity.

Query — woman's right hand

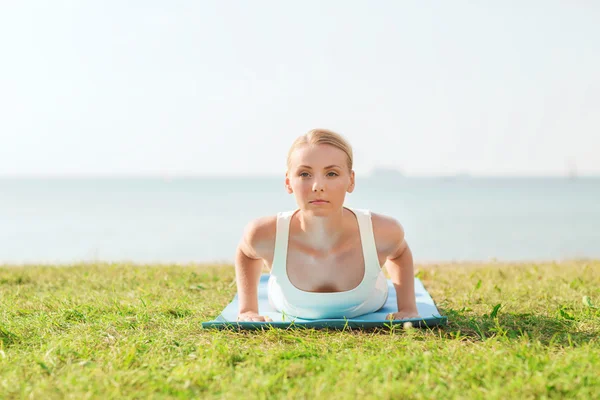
[237,312,273,322]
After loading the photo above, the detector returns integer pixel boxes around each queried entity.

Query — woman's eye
[299,172,337,177]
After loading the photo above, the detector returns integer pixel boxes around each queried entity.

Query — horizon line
[1,173,599,179]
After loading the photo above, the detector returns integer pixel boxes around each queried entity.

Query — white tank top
[267,206,389,319]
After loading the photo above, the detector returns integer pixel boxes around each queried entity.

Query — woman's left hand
[386,310,419,320]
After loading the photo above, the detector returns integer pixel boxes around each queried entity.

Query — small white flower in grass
[403,321,413,330]
[103,333,117,345]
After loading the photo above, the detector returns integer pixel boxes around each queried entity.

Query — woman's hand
[386,310,419,320]
[237,312,273,322]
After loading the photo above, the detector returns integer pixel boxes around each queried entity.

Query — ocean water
[1,177,599,264]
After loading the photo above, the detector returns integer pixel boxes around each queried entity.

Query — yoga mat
[202,274,447,330]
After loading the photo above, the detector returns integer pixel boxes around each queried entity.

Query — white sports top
[267,206,389,319]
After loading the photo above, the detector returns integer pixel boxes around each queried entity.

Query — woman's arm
[384,238,419,319]
[372,213,419,319]
[235,218,274,322]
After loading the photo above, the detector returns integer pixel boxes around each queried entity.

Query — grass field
[0,260,598,399]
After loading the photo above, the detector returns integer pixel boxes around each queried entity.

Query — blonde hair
[286,129,353,172]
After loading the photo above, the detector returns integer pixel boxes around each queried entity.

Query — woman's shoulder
[243,214,278,240]
[368,210,402,229]
[367,210,406,257]
[240,214,279,261]
[347,207,403,235]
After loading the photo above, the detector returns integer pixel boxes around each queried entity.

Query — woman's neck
[292,208,349,251]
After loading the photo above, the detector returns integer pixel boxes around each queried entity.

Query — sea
[1,176,599,265]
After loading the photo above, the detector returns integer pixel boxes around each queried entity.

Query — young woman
[235,129,419,322]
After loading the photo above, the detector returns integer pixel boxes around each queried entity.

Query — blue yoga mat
[202,274,447,330]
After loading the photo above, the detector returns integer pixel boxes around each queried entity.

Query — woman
[235,129,419,322]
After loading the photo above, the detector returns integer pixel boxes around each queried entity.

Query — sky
[0,1,599,177]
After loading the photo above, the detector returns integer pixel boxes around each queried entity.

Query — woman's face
[285,144,355,213]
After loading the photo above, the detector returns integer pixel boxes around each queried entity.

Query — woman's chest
[267,239,385,293]
[291,246,364,292]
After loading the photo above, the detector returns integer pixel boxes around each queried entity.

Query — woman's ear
[285,172,293,194]
[347,170,355,193]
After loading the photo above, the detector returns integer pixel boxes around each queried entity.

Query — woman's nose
[312,179,325,191]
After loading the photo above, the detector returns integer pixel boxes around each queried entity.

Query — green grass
[0,260,599,399]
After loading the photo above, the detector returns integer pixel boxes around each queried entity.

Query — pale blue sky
[1,1,599,177]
